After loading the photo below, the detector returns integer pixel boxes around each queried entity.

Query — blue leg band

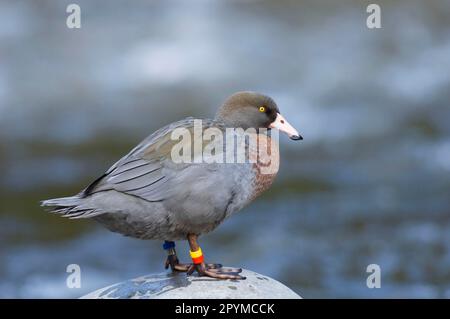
[163,241,175,250]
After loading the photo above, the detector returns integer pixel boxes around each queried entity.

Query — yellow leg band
[189,247,203,259]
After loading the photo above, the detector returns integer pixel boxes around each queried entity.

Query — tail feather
[41,195,104,219]
[41,196,81,208]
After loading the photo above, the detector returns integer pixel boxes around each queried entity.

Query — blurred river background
[1,0,450,298]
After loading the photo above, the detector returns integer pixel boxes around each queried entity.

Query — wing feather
[82,118,223,203]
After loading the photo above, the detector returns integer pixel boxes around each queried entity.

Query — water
[1,0,450,298]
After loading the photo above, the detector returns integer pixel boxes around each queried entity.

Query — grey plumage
[41,117,259,240]
[41,91,300,242]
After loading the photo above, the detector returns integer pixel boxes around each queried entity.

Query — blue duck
[42,91,302,279]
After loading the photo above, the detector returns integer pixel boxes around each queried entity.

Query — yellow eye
[259,106,266,113]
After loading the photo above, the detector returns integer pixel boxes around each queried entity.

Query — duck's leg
[186,234,246,280]
[163,240,225,272]
[163,241,190,272]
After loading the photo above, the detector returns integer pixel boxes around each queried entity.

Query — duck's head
[215,91,302,141]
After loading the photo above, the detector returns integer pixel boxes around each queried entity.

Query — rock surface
[81,269,301,299]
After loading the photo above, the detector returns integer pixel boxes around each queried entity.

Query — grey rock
[80,269,301,299]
